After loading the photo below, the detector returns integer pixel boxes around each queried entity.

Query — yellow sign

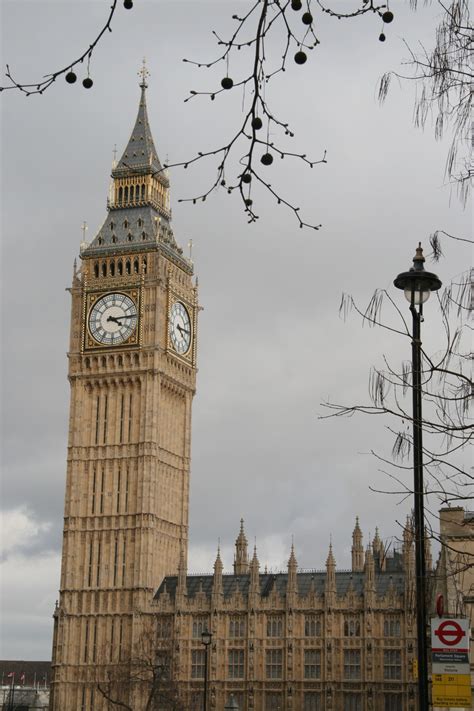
[432,673,472,708]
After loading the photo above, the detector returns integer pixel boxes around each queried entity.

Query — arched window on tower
[110,261,115,276]
[143,257,147,274]
[118,187,123,204]
[101,262,107,277]
[118,260,123,276]
[126,260,131,275]
[133,259,139,274]
[124,186,129,203]
[141,184,145,200]
[135,185,140,201]
[94,263,99,278]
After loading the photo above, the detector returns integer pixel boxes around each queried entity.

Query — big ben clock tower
[50,71,198,710]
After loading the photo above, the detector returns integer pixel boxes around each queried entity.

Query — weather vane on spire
[138,57,150,87]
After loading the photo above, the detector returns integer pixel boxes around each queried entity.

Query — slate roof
[112,83,162,178]
[154,569,405,602]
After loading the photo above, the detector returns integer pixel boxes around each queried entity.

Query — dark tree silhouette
[378,0,473,204]
[96,625,185,711]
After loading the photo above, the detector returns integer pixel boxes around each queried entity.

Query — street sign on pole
[431,617,472,708]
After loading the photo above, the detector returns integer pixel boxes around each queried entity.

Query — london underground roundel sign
[434,620,466,647]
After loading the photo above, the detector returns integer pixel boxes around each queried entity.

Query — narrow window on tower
[122,539,127,586]
[116,468,121,513]
[96,540,101,586]
[83,619,89,662]
[124,468,129,512]
[87,539,93,587]
[92,619,98,662]
[110,619,115,662]
[90,688,95,708]
[103,394,108,444]
[99,468,105,514]
[91,467,96,515]
[81,687,86,711]
[113,538,118,586]
[95,395,100,445]
[118,618,124,661]
[119,394,125,443]
[128,393,133,441]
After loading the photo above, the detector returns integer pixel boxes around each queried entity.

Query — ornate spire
[352,517,364,572]
[287,542,298,596]
[82,77,189,262]
[234,519,249,575]
[113,67,162,178]
[176,543,187,601]
[212,543,223,601]
[325,541,336,604]
[249,545,260,595]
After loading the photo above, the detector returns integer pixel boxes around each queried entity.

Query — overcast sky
[1,1,470,660]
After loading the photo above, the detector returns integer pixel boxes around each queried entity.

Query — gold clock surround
[83,287,141,351]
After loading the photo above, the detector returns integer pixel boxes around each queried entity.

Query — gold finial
[81,221,88,240]
[188,239,193,262]
[112,144,117,166]
[138,57,150,87]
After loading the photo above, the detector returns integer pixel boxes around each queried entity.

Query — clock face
[88,293,138,346]
[169,301,192,355]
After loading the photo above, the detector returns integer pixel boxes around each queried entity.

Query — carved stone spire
[212,544,223,602]
[249,545,260,595]
[325,541,336,606]
[234,519,249,575]
[287,542,298,596]
[351,516,364,572]
[176,543,187,603]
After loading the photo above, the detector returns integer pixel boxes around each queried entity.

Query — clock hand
[176,324,190,335]
[107,314,135,323]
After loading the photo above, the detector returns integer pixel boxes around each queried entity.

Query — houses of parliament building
[50,74,423,711]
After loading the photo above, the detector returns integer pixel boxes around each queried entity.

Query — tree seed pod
[252,117,263,130]
[382,11,394,23]
[82,77,93,89]
[302,12,313,25]
[245,198,253,206]
[379,33,386,42]
[261,153,273,166]
[65,71,77,84]
[221,77,234,90]
[241,173,252,184]
[123,0,133,8]
[291,0,302,10]
[294,51,307,65]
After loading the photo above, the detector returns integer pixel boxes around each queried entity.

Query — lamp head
[394,243,442,304]
[201,630,212,646]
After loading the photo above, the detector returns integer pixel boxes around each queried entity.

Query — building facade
[49,75,437,711]
[432,507,474,711]
[50,73,199,710]
[152,519,423,711]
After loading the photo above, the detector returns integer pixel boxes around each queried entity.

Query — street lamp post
[201,630,212,711]
[394,243,441,711]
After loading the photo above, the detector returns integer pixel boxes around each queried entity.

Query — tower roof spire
[113,64,162,178]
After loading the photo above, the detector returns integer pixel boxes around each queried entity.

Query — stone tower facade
[50,76,198,710]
